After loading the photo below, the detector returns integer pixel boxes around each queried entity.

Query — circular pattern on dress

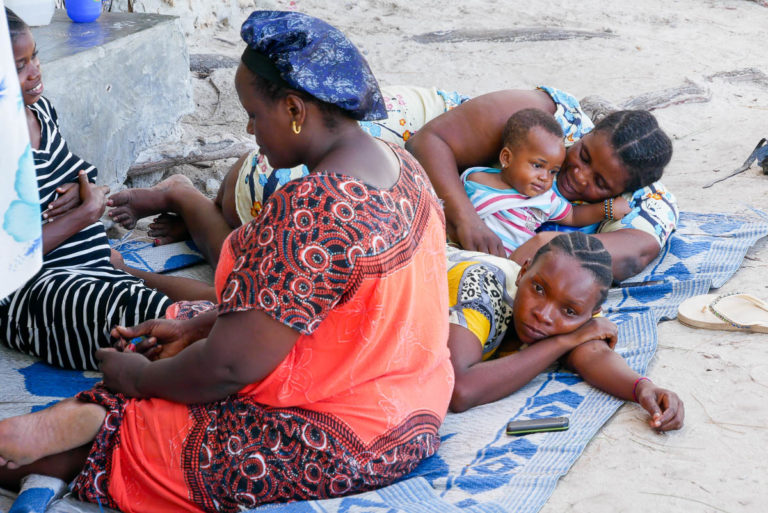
[258,226,275,246]
[237,453,267,485]
[103,411,119,431]
[399,198,414,220]
[232,255,247,272]
[290,276,313,299]
[307,317,322,332]
[242,220,256,239]
[380,190,396,211]
[330,475,352,495]
[339,180,369,202]
[222,280,239,303]
[259,253,274,276]
[297,181,314,197]
[331,201,355,222]
[260,201,273,219]
[227,435,243,455]
[301,423,328,450]
[92,471,107,496]
[303,462,323,483]
[299,244,331,273]
[199,444,213,469]
[346,245,364,262]
[413,173,426,190]
[372,235,387,253]
[293,209,314,231]
[233,492,257,508]
[258,288,278,311]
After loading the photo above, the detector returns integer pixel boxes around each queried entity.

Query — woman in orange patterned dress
[0,11,454,512]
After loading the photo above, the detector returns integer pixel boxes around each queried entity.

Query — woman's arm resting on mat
[563,340,685,431]
[448,317,617,413]
[98,308,299,403]
[406,89,555,257]
[512,229,661,282]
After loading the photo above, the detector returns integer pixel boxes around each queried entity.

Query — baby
[461,108,630,256]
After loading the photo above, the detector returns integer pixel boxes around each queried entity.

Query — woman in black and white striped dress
[1,10,172,370]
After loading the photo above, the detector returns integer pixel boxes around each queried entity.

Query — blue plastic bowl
[66,0,102,23]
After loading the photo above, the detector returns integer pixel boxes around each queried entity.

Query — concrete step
[31,9,193,188]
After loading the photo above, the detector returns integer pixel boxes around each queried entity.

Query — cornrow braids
[5,8,29,42]
[532,232,613,306]
[593,110,673,192]
[502,108,564,150]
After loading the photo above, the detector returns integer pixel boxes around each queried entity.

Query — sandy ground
[6,0,768,511]
[171,1,768,511]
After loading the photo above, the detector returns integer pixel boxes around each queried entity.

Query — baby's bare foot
[107,174,195,229]
[0,399,106,469]
[148,213,190,245]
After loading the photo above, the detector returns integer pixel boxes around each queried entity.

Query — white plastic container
[5,0,56,27]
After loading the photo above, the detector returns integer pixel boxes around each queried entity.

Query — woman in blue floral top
[407,86,677,282]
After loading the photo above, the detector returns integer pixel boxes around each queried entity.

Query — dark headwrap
[240,11,387,121]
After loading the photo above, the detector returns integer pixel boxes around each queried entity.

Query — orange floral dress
[71,144,454,512]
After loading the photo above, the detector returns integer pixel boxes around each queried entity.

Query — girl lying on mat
[0,10,453,511]
[446,231,684,431]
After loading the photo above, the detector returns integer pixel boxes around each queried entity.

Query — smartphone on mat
[505,416,569,436]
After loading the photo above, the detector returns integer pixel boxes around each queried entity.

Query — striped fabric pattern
[461,167,571,255]
[0,97,171,370]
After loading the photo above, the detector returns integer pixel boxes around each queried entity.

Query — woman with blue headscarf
[0,11,454,511]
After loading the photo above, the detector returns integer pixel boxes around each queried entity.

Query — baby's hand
[610,197,631,220]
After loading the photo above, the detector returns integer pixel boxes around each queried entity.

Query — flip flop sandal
[677,293,768,333]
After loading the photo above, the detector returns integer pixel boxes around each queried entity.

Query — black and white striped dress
[0,97,171,370]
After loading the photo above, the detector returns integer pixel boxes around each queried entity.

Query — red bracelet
[632,377,651,402]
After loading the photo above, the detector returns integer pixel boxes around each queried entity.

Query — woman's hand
[43,182,80,221]
[96,348,150,397]
[565,317,618,349]
[635,380,685,431]
[111,318,197,361]
[449,208,507,257]
[77,170,110,223]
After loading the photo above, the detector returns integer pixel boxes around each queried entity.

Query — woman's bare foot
[0,399,106,469]
[107,174,196,229]
[148,213,190,245]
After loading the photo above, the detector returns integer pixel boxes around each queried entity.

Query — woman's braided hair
[5,8,28,42]
[594,110,673,192]
[531,232,613,306]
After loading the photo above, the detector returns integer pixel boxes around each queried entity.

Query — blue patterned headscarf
[240,11,387,121]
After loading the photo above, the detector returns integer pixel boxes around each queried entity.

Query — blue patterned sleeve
[599,182,679,248]
[536,86,594,145]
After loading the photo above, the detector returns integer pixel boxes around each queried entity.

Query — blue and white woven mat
[0,211,766,513]
[109,234,205,273]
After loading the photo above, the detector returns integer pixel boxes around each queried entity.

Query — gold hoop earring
[292,120,302,135]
